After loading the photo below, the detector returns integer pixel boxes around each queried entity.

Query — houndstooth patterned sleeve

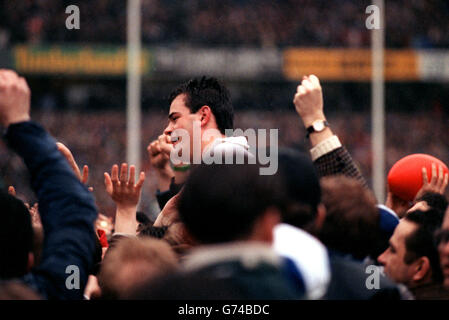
[313,146,368,188]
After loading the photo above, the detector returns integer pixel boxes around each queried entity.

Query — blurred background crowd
[0,0,448,48]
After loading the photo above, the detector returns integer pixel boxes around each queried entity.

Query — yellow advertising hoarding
[283,48,419,81]
[13,45,151,76]
[8,46,447,81]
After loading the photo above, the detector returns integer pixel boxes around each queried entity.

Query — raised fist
[293,74,325,128]
[147,134,173,171]
[0,69,31,127]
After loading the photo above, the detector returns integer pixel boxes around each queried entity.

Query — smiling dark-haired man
[164,76,251,165]
[150,76,252,211]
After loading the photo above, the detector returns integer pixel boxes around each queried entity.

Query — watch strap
[306,120,329,138]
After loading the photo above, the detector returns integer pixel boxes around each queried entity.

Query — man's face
[439,208,449,288]
[378,220,419,286]
[163,94,200,161]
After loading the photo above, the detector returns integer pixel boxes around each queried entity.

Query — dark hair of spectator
[169,76,234,134]
[139,226,168,240]
[403,209,444,282]
[416,192,448,214]
[319,176,379,260]
[276,149,321,232]
[177,162,282,244]
[0,190,33,279]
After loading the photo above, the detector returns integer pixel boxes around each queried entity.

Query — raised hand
[153,192,194,247]
[0,69,31,127]
[153,192,181,228]
[293,75,325,128]
[56,142,92,190]
[386,191,412,218]
[104,163,145,209]
[415,163,449,200]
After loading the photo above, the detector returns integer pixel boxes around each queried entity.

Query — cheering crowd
[0,69,448,300]
[1,110,447,220]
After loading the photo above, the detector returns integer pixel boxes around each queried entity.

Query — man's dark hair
[319,176,379,260]
[415,192,448,214]
[177,162,282,244]
[139,225,168,240]
[276,149,321,232]
[403,209,444,282]
[169,76,234,134]
[0,190,33,279]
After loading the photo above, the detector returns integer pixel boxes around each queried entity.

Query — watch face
[313,121,325,132]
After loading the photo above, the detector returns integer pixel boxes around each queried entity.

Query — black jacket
[324,252,402,300]
[6,121,98,299]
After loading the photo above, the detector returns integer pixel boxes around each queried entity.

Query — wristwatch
[306,120,329,138]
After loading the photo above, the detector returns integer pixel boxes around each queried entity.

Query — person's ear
[412,256,431,282]
[198,106,212,128]
[313,203,326,234]
[251,207,281,243]
[27,252,35,272]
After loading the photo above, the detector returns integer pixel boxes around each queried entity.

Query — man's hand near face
[148,134,174,191]
[0,69,31,127]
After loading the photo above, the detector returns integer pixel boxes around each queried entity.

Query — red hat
[387,154,449,202]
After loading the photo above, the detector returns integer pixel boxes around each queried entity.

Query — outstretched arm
[0,70,98,299]
[293,75,367,187]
